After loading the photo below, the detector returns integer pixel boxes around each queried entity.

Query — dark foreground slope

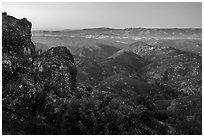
[2,13,202,135]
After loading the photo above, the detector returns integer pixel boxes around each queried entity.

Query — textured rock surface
[36,46,77,96]
[2,12,35,56]
[2,13,77,126]
[2,12,35,86]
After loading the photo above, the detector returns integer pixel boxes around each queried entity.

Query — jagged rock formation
[35,46,77,96]
[2,13,77,132]
[2,12,35,56]
[2,12,35,86]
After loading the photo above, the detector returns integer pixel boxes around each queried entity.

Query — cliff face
[2,12,35,86]
[2,13,77,124]
[2,12,35,57]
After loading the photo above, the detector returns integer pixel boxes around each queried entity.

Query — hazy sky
[2,2,202,30]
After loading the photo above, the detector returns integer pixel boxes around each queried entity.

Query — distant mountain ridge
[33,27,202,31]
[32,27,202,36]
[32,27,201,47]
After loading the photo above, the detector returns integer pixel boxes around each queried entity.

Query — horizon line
[32,27,202,31]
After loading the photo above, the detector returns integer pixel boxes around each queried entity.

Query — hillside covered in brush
[2,13,202,135]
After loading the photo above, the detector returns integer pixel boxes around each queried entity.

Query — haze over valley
[2,2,202,135]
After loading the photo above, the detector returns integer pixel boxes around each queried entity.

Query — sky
[2,2,202,30]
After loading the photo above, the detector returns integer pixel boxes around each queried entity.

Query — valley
[32,29,202,134]
[32,28,202,94]
[32,28,202,134]
[2,12,202,134]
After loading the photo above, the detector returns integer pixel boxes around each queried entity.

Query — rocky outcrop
[2,12,35,57]
[2,13,77,125]
[2,12,35,86]
[36,46,77,96]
